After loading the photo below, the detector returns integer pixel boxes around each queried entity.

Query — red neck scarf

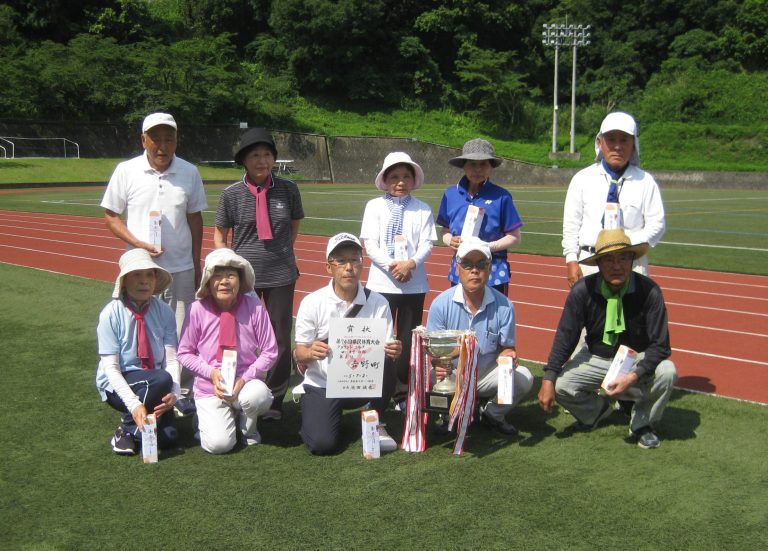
[210,295,241,362]
[244,174,274,241]
[124,298,154,370]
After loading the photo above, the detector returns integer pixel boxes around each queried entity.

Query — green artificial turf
[0,264,766,549]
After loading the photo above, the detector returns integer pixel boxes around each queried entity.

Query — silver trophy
[422,329,466,396]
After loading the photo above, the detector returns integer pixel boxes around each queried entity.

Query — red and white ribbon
[401,329,429,452]
[448,333,478,455]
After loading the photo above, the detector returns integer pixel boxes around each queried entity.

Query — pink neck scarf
[124,299,154,370]
[211,295,240,362]
[244,174,274,241]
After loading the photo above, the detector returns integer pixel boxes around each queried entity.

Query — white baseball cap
[456,238,491,260]
[595,111,640,165]
[142,112,177,133]
[326,233,362,259]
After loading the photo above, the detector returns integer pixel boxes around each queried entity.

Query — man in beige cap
[562,112,666,288]
[539,229,677,449]
[101,112,208,415]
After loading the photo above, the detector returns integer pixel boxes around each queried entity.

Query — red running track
[2,209,767,404]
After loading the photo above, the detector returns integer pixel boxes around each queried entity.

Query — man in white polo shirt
[292,233,402,455]
[101,112,207,414]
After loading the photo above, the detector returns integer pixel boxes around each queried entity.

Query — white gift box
[141,414,158,464]
[496,356,515,405]
[361,410,380,459]
[460,205,485,239]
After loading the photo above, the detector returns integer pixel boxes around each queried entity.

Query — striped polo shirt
[215,175,304,288]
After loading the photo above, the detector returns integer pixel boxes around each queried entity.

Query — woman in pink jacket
[178,248,277,454]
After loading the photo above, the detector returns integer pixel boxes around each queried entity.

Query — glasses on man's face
[329,257,363,267]
[459,259,490,271]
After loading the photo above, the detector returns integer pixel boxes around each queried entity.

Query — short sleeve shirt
[95,296,177,400]
[100,153,208,273]
[437,176,523,285]
[215,175,304,287]
[426,285,516,372]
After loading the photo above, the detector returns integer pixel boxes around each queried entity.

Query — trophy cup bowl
[422,329,465,396]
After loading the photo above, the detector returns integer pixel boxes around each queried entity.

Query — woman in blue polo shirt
[437,138,523,296]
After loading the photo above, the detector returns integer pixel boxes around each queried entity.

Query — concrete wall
[1,119,766,189]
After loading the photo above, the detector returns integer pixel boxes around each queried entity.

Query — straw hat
[580,229,649,266]
[374,152,425,191]
[196,248,256,299]
[449,138,502,168]
[112,248,172,299]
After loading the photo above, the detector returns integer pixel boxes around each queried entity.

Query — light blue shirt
[95,296,177,399]
[426,284,516,371]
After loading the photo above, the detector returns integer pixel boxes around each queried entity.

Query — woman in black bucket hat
[213,128,304,421]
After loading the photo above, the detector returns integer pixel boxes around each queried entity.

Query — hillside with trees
[1,0,766,167]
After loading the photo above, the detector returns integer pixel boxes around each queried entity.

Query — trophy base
[424,390,454,413]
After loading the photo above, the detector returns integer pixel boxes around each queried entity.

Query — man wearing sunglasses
[426,239,534,436]
[292,233,402,454]
[538,229,677,449]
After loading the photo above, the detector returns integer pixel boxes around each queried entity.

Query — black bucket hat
[234,128,278,165]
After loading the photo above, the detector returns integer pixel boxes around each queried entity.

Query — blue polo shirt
[426,285,516,372]
[436,176,523,285]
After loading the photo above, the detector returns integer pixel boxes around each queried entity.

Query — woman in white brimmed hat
[177,248,277,454]
[95,248,180,456]
[359,152,437,405]
[437,138,523,296]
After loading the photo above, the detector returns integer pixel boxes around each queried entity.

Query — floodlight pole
[569,25,591,154]
[543,22,590,157]
[542,24,563,154]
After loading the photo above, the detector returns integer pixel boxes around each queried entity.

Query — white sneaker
[377,425,398,452]
[244,429,262,446]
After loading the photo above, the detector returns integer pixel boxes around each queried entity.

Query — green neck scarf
[601,278,630,346]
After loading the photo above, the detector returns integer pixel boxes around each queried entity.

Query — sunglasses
[459,259,490,271]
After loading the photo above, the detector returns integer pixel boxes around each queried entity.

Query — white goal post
[0,137,80,159]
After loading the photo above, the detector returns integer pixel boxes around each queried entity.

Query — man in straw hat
[562,111,666,288]
[101,112,208,416]
[538,228,677,449]
[96,249,180,455]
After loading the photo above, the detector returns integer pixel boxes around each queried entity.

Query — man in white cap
[101,112,208,415]
[292,233,402,455]
[562,111,666,288]
[426,238,534,436]
[539,229,677,449]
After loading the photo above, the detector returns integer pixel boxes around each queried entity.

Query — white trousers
[195,379,273,454]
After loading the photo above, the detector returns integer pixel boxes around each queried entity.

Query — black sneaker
[480,413,519,436]
[174,397,197,417]
[633,426,661,449]
[110,426,137,455]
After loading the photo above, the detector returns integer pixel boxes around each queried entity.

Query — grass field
[1,182,766,275]
[1,263,766,550]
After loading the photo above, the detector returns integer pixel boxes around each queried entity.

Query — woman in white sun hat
[177,248,277,454]
[359,152,436,406]
[95,248,180,456]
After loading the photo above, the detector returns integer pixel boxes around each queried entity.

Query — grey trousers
[555,346,677,433]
